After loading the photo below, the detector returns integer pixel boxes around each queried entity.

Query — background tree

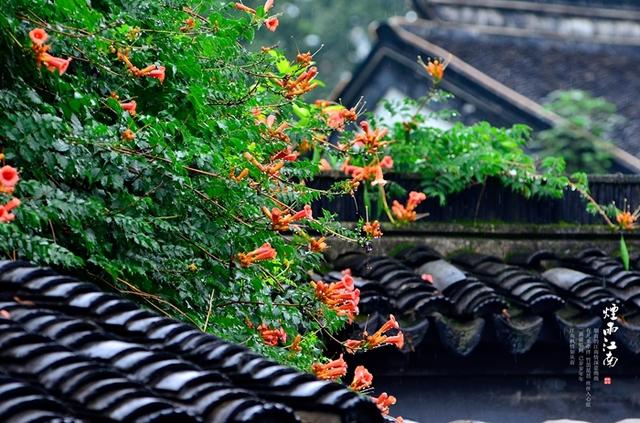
[534,90,622,174]
[0,0,376,371]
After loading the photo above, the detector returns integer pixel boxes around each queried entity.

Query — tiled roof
[0,260,383,423]
[398,20,640,159]
[412,0,640,9]
[329,246,640,358]
[331,16,640,172]
[411,0,640,20]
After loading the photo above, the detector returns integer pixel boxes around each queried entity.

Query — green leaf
[292,104,310,119]
[620,235,630,271]
[276,59,292,75]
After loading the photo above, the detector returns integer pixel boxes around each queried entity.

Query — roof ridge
[384,17,640,173]
[399,18,640,47]
[412,0,640,20]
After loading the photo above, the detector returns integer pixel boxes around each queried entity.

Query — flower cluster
[257,113,290,143]
[244,152,285,178]
[616,207,639,231]
[296,52,313,67]
[274,67,318,99]
[372,392,397,416]
[315,101,358,131]
[262,205,312,231]
[289,334,302,353]
[180,17,196,32]
[29,28,72,75]
[229,167,250,182]
[264,17,279,32]
[362,220,383,238]
[349,365,373,391]
[311,354,347,380]
[0,198,21,223]
[343,314,404,353]
[419,56,447,83]
[120,101,137,116]
[0,158,21,223]
[236,242,277,267]
[0,165,19,195]
[365,314,404,349]
[351,121,388,153]
[270,146,299,162]
[311,269,360,322]
[308,236,327,253]
[235,0,279,31]
[257,323,287,346]
[310,355,402,420]
[110,92,137,116]
[341,156,393,189]
[111,46,165,83]
[392,191,427,223]
[121,129,136,141]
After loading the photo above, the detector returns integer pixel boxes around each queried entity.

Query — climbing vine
[0,2,635,421]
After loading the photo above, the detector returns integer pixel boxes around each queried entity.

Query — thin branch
[48,219,57,244]
[214,299,301,308]
[202,288,216,332]
[567,181,615,228]
[176,232,226,264]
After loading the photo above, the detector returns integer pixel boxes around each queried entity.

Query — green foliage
[378,96,586,205]
[535,90,622,174]
[0,0,358,370]
[620,235,630,271]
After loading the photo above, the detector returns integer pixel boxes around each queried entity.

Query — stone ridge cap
[315,171,640,184]
[338,221,638,237]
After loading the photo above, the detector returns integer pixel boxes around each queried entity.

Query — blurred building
[332,0,640,173]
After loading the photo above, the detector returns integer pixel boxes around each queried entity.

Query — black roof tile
[0,373,83,423]
[330,245,640,359]
[0,261,383,423]
[450,251,566,313]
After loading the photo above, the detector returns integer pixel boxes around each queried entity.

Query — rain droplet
[363,241,374,272]
[364,241,373,254]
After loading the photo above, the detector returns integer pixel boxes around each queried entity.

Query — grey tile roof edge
[328,246,640,358]
[0,260,385,423]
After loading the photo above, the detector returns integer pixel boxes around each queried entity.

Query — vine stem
[188,185,253,227]
[214,300,301,308]
[202,288,216,332]
[309,313,346,346]
[567,180,615,228]
[176,233,226,264]
[90,273,199,326]
[312,222,358,243]
[378,183,395,224]
[409,84,440,125]
[110,145,358,242]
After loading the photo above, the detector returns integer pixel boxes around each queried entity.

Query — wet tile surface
[329,246,640,358]
[0,260,382,423]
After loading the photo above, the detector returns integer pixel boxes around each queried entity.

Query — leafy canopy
[0,0,362,370]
